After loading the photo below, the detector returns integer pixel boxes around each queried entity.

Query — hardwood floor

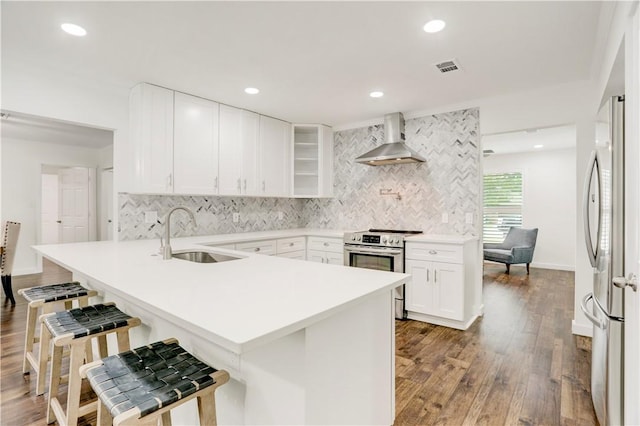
[0,261,596,425]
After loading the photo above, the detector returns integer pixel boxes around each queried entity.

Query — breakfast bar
[34,235,409,425]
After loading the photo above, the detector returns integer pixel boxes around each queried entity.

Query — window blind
[483,172,523,243]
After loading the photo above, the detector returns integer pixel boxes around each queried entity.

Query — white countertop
[34,229,407,355]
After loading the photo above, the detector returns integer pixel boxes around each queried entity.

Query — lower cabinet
[404,239,480,330]
[276,237,306,260]
[307,237,343,265]
[405,260,463,321]
[236,239,277,256]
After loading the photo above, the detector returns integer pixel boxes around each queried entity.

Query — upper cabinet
[129,83,174,193]
[259,116,291,197]
[219,106,261,196]
[292,125,333,197]
[173,93,220,195]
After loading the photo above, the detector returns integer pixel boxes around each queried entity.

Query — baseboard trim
[530,262,575,271]
[13,266,42,277]
[406,311,480,330]
[572,320,593,337]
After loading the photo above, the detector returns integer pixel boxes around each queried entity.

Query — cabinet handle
[429,250,437,255]
[426,269,430,282]
[289,243,294,247]
[262,180,266,192]
[323,242,329,247]
[237,178,241,191]
[254,247,260,252]
[167,173,173,188]
[434,270,437,283]
[244,179,247,191]
[214,176,218,189]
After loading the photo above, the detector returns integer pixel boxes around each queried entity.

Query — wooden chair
[1,221,21,306]
[80,338,230,426]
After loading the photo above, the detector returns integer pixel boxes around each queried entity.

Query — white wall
[484,148,576,271]
[1,138,101,275]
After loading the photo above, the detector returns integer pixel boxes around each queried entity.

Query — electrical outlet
[441,213,448,223]
[144,211,157,224]
[278,211,284,220]
[233,213,240,223]
[465,213,474,224]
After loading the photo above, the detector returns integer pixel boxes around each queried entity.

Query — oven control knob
[357,236,361,241]
[394,238,400,244]
[351,236,356,241]
[382,237,388,244]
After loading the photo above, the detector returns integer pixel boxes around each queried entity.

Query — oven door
[344,244,405,319]
[343,244,404,272]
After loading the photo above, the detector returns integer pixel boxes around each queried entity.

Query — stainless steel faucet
[161,206,197,260]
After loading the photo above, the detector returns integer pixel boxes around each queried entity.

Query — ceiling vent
[483,149,495,157]
[435,59,461,73]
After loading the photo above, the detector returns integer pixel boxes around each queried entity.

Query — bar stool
[80,338,230,426]
[40,302,141,426]
[17,281,98,395]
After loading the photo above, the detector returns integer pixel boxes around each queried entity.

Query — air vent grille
[435,59,460,73]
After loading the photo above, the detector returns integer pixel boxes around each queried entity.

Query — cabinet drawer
[277,237,306,254]
[405,242,463,263]
[307,237,343,253]
[236,239,277,256]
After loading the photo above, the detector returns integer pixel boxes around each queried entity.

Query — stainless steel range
[344,229,422,319]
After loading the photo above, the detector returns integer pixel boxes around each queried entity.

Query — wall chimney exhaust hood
[355,112,425,166]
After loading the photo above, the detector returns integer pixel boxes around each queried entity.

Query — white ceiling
[482,125,576,156]
[0,111,113,148]
[1,1,603,128]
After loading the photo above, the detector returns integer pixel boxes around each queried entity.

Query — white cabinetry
[276,237,306,260]
[307,237,343,265]
[236,239,277,256]
[292,125,333,197]
[129,83,174,193]
[259,116,291,196]
[219,106,260,195]
[173,93,219,194]
[405,238,480,330]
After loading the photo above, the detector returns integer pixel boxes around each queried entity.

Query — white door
[432,261,464,320]
[405,259,431,314]
[101,169,114,241]
[41,173,59,244]
[241,110,260,195]
[59,167,89,243]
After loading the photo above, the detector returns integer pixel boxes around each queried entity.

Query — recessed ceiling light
[244,87,260,95]
[423,19,446,33]
[61,23,87,37]
[534,144,544,149]
[369,91,384,98]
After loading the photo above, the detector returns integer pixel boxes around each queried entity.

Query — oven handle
[344,245,404,256]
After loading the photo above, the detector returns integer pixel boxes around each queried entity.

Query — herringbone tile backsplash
[118,108,480,240]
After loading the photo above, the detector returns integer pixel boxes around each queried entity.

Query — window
[483,172,523,243]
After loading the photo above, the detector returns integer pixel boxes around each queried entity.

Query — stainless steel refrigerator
[581,95,625,425]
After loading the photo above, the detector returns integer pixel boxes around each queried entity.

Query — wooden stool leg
[23,305,38,374]
[97,335,109,358]
[161,411,172,426]
[36,320,52,396]
[116,329,131,352]
[97,399,113,426]
[65,343,87,426]
[197,388,217,426]
[47,343,64,424]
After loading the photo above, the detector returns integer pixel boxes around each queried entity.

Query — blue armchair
[483,227,538,274]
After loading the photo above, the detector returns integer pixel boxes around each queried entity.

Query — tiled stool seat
[41,303,141,426]
[17,281,98,395]
[80,339,230,426]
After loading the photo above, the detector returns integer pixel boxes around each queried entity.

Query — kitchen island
[34,232,408,425]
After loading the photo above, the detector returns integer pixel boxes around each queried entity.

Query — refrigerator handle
[580,293,606,329]
[582,150,600,267]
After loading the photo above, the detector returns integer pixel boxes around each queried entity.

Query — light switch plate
[144,211,157,223]
[441,213,448,223]
[465,213,474,224]
[233,213,240,223]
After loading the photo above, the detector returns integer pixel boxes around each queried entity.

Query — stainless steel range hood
[355,112,425,166]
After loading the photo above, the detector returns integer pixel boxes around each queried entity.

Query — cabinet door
[432,262,464,320]
[325,251,344,265]
[241,110,260,195]
[260,116,291,196]
[129,83,174,193]
[307,249,326,264]
[405,259,433,315]
[219,105,243,195]
[173,93,219,194]
[278,251,306,260]
[236,240,277,256]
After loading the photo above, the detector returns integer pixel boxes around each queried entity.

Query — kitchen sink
[172,250,241,263]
